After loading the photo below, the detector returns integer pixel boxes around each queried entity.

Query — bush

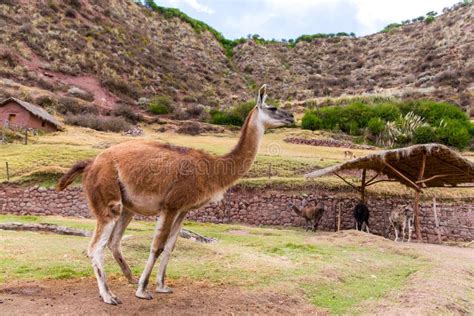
[367,117,385,135]
[101,78,140,99]
[425,16,435,24]
[301,111,322,131]
[210,101,255,126]
[437,120,470,149]
[112,104,141,124]
[148,96,174,115]
[413,126,437,144]
[64,114,130,132]
[57,97,98,115]
[210,110,243,126]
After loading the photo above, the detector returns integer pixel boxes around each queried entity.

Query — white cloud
[168,0,214,14]
[351,0,457,34]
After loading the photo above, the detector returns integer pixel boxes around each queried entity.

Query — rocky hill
[0,0,472,117]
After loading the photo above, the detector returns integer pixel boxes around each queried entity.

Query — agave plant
[377,121,400,147]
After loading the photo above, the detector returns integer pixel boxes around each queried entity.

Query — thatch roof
[0,97,62,128]
[305,144,474,189]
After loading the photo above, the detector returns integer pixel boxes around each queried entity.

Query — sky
[156,0,460,39]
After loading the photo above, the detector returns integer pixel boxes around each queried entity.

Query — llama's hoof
[156,285,173,294]
[101,292,122,305]
[135,289,153,300]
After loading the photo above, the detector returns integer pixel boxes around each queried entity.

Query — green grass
[0,215,430,313]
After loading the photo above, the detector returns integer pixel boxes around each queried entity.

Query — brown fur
[289,201,325,232]
[57,86,294,304]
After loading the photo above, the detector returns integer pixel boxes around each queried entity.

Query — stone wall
[1,185,472,243]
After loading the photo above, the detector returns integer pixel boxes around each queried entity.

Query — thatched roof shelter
[305,144,474,241]
[306,144,474,190]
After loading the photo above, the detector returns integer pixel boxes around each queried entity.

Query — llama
[56,85,294,305]
[343,150,354,159]
[354,202,370,233]
[389,204,414,242]
[289,201,325,232]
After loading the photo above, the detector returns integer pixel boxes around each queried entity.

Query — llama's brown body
[57,85,294,304]
[290,202,325,231]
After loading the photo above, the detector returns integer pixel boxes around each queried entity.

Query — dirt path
[0,279,321,315]
[360,242,474,315]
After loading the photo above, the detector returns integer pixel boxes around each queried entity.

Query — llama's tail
[56,159,93,191]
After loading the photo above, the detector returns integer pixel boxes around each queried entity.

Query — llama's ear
[256,84,267,108]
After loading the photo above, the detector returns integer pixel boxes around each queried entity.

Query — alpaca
[289,201,325,232]
[56,85,294,305]
[354,202,370,233]
[389,204,414,242]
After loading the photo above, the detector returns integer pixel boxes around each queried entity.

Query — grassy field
[1,215,472,314]
[0,215,423,314]
[1,125,473,198]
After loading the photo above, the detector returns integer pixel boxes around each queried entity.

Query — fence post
[6,161,9,182]
[433,197,441,243]
[24,129,28,145]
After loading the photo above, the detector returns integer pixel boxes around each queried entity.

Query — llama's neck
[213,109,264,188]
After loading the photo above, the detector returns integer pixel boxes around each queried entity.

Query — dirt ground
[0,279,321,315]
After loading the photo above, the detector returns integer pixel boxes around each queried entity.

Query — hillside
[0,0,472,116]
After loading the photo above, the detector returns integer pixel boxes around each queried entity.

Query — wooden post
[24,129,28,145]
[332,199,337,232]
[433,197,441,243]
[414,154,426,241]
[361,168,366,203]
[414,191,422,240]
[5,161,9,182]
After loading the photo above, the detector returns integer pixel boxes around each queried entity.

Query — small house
[0,97,61,132]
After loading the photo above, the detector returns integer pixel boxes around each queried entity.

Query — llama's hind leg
[89,218,120,305]
[156,212,187,293]
[108,209,136,284]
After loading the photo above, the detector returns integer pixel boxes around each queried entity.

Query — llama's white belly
[208,190,225,204]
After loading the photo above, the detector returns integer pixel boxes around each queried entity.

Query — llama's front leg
[394,227,399,242]
[156,212,187,293]
[355,222,359,231]
[89,220,120,305]
[401,222,406,242]
[136,212,176,300]
[365,222,370,234]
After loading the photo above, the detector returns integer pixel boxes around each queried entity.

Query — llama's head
[255,84,294,128]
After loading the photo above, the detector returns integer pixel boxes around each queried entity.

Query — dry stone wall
[1,185,472,243]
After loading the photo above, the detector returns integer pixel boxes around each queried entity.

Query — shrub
[413,126,437,144]
[425,15,435,24]
[101,78,140,99]
[372,103,400,121]
[112,104,141,124]
[210,110,243,126]
[301,111,322,131]
[437,120,470,149]
[367,117,385,135]
[57,97,98,115]
[148,96,174,115]
[231,101,254,120]
[64,114,130,132]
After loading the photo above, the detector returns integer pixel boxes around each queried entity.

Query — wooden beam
[365,179,398,187]
[382,161,422,192]
[416,173,465,184]
[365,170,381,186]
[333,172,361,192]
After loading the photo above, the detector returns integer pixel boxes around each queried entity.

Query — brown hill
[0,0,472,117]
